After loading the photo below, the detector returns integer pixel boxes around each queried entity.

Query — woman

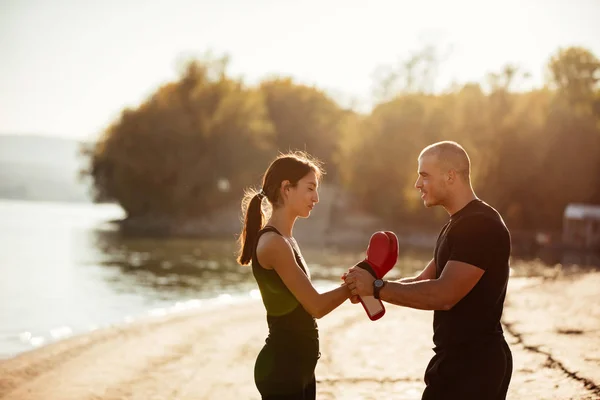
[237,152,350,399]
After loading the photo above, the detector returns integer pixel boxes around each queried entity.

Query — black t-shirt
[433,199,511,349]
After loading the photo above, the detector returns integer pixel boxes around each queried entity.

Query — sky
[1,0,599,140]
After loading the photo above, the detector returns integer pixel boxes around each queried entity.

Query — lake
[1,199,596,359]
[0,200,430,358]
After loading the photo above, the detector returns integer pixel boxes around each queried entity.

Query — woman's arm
[257,234,350,319]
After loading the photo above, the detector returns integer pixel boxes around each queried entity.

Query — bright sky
[1,0,599,140]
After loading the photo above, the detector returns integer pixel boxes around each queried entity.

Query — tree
[259,78,348,180]
[84,55,274,220]
[82,46,600,236]
[548,47,600,108]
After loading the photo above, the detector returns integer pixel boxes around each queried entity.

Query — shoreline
[1,273,599,399]
[1,281,341,361]
[0,294,256,361]
[2,263,591,361]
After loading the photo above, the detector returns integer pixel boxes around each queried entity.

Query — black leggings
[254,335,319,399]
[260,377,316,400]
[422,338,513,400]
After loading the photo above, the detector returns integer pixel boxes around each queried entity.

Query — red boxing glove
[365,231,398,279]
[356,231,399,321]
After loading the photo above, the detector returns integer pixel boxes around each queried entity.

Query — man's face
[414,154,449,208]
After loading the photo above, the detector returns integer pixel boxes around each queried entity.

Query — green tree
[339,47,600,233]
[82,46,600,237]
[548,47,600,109]
[84,55,274,221]
[530,48,600,228]
[259,78,348,180]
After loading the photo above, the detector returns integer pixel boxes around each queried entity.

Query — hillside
[0,134,93,202]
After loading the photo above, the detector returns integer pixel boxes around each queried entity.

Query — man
[345,141,513,399]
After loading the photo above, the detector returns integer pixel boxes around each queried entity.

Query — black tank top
[252,226,318,339]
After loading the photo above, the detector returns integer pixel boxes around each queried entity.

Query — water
[0,200,254,358]
[3,199,594,360]
[0,199,430,359]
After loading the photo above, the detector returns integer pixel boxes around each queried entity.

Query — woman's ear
[280,180,291,201]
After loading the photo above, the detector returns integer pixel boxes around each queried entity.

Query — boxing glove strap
[356,260,377,278]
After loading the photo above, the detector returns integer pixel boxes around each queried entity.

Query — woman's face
[286,170,319,218]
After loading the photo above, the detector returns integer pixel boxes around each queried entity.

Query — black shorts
[254,334,320,399]
[422,338,512,400]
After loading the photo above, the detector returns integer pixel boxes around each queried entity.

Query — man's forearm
[397,276,420,284]
[379,279,451,311]
[397,259,436,284]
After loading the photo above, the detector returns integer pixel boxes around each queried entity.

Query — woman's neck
[266,209,296,238]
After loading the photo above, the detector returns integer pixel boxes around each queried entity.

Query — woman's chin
[300,210,312,218]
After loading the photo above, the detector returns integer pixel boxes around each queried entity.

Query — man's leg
[421,352,447,400]
[422,341,510,400]
[450,341,510,399]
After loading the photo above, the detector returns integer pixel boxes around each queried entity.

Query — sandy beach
[1,272,599,400]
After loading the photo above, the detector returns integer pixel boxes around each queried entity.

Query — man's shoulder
[452,205,508,237]
[462,201,506,224]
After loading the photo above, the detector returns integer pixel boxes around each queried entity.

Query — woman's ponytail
[237,191,265,265]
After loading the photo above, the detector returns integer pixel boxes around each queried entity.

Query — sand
[1,272,599,400]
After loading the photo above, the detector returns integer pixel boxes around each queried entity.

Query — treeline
[82,47,600,232]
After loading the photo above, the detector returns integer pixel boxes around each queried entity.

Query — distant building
[563,203,600,250]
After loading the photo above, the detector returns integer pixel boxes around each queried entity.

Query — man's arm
[346,260,484,311]
[346,214,503,310]
[342,258,434,297]
[380,260,483,310]
[396,258,436,284]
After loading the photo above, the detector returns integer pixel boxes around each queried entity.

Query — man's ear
[447,169,456,183]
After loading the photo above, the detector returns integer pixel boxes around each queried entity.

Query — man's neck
[443,189,478,216]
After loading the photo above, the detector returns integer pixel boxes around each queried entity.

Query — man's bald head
[419,141,471,183]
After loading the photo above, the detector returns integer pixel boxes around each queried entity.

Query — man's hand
[345,266,376,297]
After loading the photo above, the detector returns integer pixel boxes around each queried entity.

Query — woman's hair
[237,151,323,265]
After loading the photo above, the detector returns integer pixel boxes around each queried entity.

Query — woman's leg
[255,341,317,399]
[494,340,513,400]
[302,375,316,400]
[255,343,304,397]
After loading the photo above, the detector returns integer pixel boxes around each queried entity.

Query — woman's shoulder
[257,230,284,247]
[256,231,295,267]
